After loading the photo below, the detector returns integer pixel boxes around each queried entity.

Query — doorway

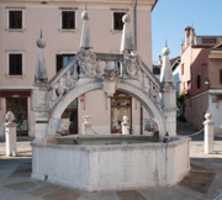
[61,99,78,134]
[111,91,132,134]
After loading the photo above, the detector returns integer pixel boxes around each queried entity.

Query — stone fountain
[31,10,190,191]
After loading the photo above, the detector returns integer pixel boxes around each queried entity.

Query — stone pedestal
[5,122,17,157]
[32,85,49,143]
[203,113,214,154]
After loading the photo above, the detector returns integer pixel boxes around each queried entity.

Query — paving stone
[31,183,64,197]
[77,191,119,200]
[117,190,146,200]
[140,187,187,200]
[4,180,38,192]
[42,187,80,200]
[180,168,215,194]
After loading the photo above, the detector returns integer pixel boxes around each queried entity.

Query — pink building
[0,0,157,138]
[180,27,222,133]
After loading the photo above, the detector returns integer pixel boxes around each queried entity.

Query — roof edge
[151,0,158,11]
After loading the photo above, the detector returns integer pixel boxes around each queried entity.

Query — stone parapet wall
[32,136,190,191]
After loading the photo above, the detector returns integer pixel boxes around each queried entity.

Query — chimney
[184,26,195,48]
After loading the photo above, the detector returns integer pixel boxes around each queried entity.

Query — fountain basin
[32,136,190,191]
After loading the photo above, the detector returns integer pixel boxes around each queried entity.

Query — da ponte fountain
[31,11,190,191]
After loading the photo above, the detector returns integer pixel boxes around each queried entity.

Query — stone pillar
[203,113,214,154]
[32,31,49,143]
[32,85,49,143]
[160,47,177,137]
[5,122,17,157]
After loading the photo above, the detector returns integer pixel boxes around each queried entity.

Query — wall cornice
[0,0,157,8]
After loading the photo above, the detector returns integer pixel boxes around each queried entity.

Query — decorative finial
[160,45,173,83]
[36,30,46,49]
[80,9,91,49]
[162,41,170,56]
[120,13,134,53]
[162,46,170,56]
[35,29,48,83]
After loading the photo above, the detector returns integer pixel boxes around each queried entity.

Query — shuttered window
[9,10,23,29]
[9,54,23,75]
[113,12,125,31]
[62,10,76,30]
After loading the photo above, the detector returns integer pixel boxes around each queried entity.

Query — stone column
[203,113,214,154]
[32,85,49,143]
[32,31,49,143]
[5,122,17,157]
[160,47,177,137]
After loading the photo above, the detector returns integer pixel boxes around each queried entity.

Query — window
[220,69,222,84]
[8,53,23,76]
[8,10,23,30]
[56,54,75,72]
[113,12,126,31]
[61,10,76,30]
[197,75,201,89]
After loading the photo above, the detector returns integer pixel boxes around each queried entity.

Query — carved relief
[123,52,139,79]
[77,49,97,78]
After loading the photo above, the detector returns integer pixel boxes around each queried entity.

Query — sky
[152,0,222,63]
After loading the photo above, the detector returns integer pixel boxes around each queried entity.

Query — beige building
[0,0,157,137]
[180,27,222,133]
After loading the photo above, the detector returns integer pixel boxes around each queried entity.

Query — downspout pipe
[133,0,138,50]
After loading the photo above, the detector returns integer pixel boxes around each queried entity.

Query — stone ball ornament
[81,10,89,20]
[162,46,170,56]
[122,14,130,24]
[205,112,212,120]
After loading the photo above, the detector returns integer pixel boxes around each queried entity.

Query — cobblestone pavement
[1,138,222,200]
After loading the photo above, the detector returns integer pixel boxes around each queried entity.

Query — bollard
[4,111,17,157]
[203,113,214,154]
[5,122,17,157]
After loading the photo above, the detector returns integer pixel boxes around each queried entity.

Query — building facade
[0,0,157,137]
[180,27,222,132]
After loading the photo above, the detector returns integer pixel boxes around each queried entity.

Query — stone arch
[48,80,166,136]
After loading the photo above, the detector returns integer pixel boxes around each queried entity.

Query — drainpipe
[133,0,138,50]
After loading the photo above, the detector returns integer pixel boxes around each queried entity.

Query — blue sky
[152,0,222,62]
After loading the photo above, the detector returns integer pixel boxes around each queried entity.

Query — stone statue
[5,111,15,124]
[57,77,66,97]
[125,51,139,79]
[66,71,75,89]
[82,115,93,135]
[78,49,97,78]
[121,115,130,135]
[96,61,106,78]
